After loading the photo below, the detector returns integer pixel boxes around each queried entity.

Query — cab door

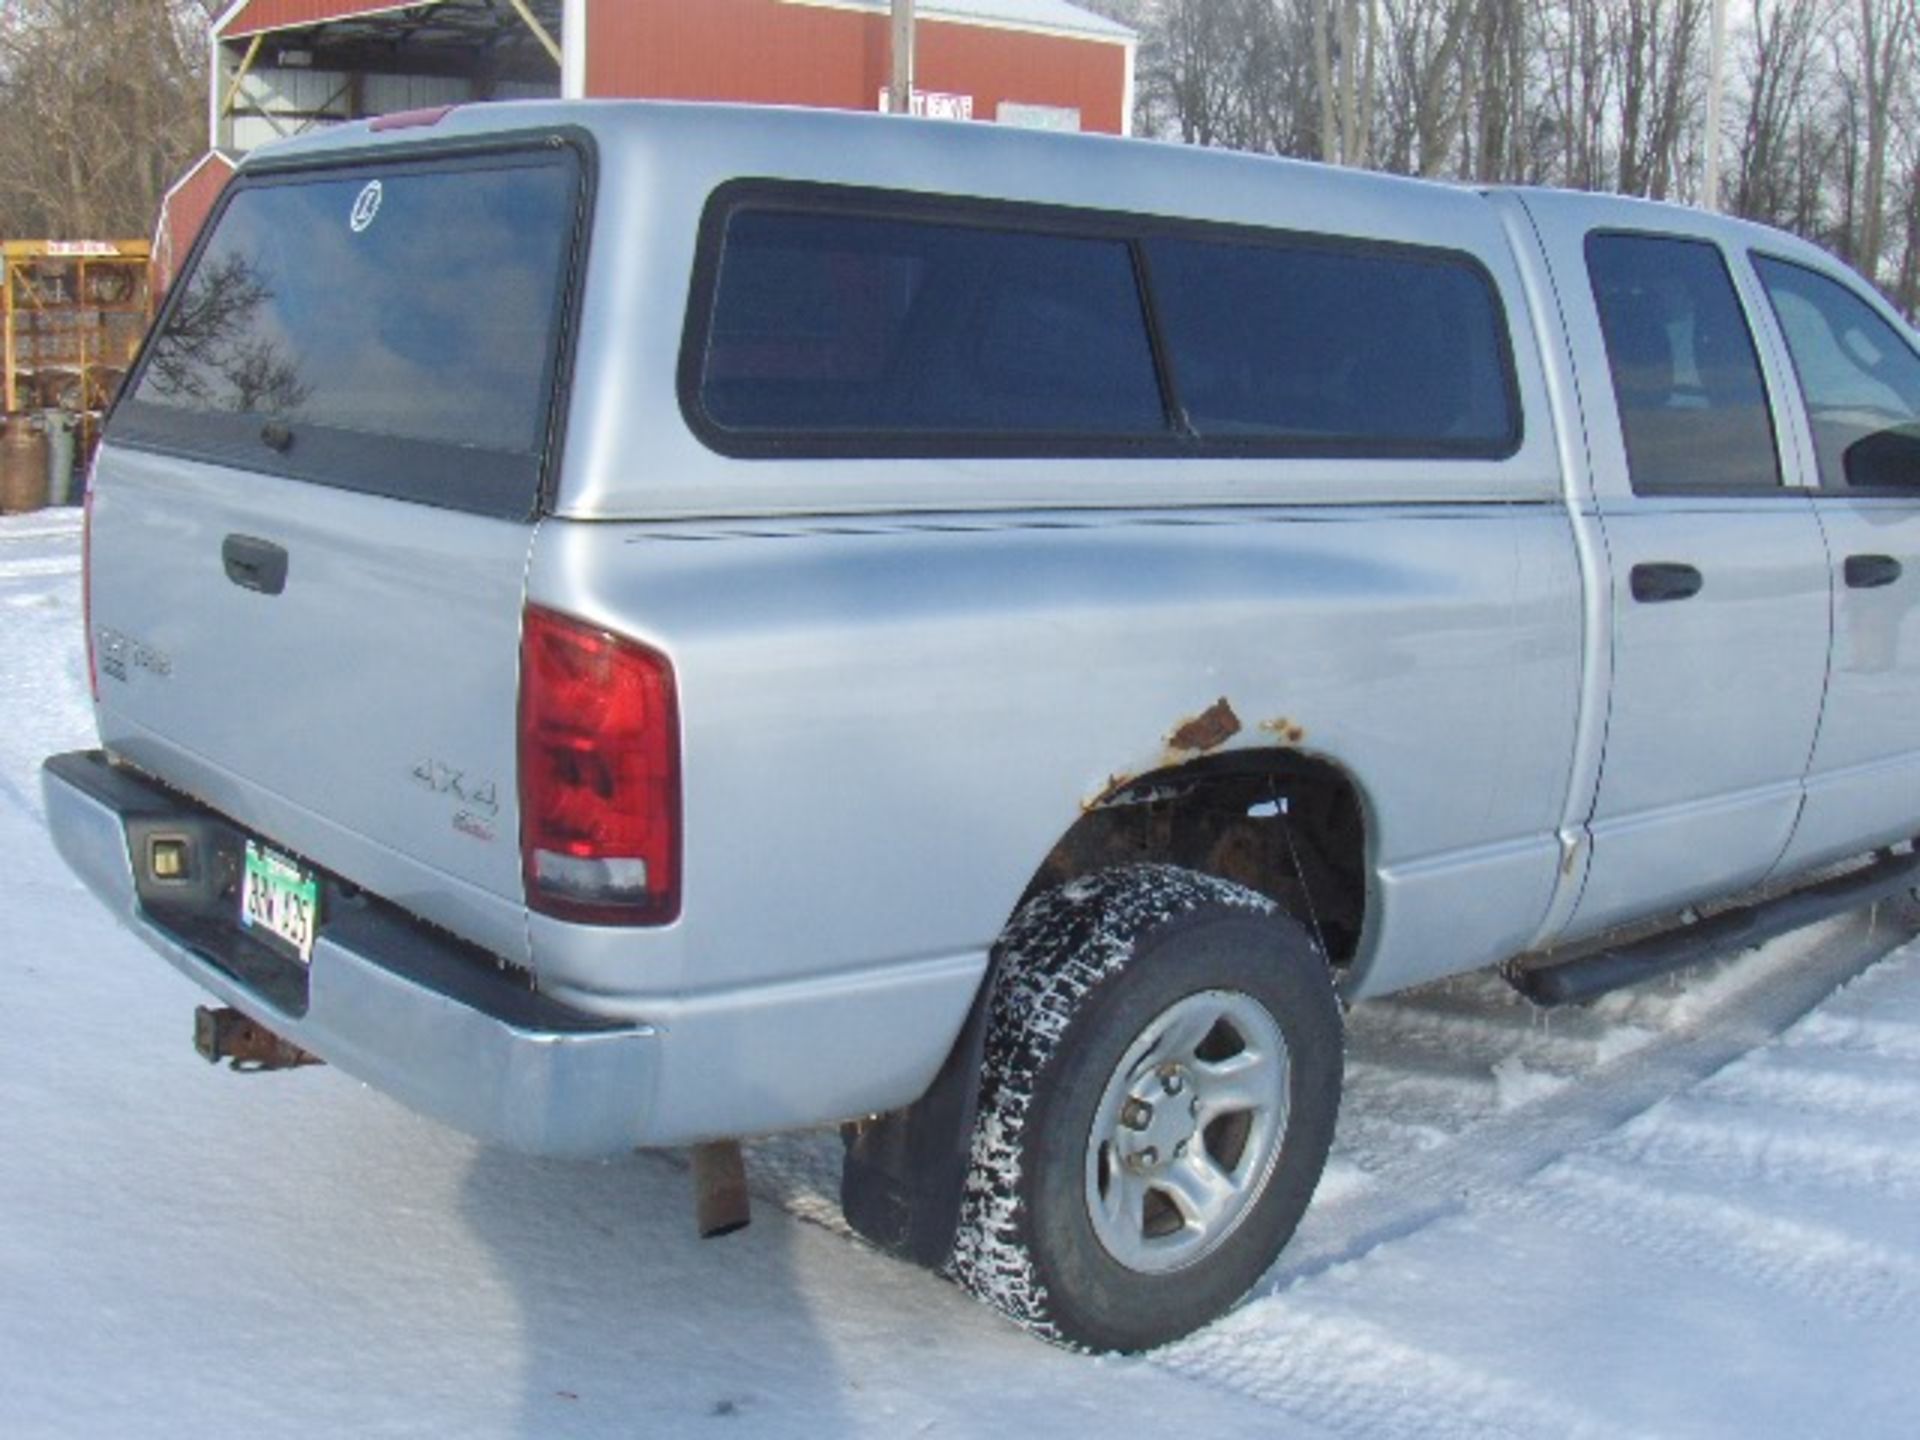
[1747,252,1920,873]
[1520,196,1832,941]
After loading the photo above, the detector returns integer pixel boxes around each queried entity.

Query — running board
[1510,851,1920,1007]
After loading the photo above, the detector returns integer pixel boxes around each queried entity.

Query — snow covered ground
[5,508,1920,1438]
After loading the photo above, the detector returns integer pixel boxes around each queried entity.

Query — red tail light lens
[518,607,680,925]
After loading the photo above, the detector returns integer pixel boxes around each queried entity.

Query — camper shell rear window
[680,182,1523,462]
[113,136,589,520]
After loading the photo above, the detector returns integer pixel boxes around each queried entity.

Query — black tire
[948,863,1343,1351]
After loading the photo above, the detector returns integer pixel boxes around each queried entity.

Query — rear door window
[1752,256,1920,491]
[1141,236,1518,455]
[114,143,586,519]
[1586,233,1781,494]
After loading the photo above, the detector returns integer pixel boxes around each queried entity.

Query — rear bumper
[42,750,658,1158]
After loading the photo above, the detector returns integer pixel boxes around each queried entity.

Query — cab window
[1753,256,1920,491]
[1587,233,1781,494]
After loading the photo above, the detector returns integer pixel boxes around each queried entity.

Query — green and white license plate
[240,841,320,965]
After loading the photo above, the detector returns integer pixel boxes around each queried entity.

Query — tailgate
[89,131,590,965]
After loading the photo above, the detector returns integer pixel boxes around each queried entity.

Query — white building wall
[228,67,503,152]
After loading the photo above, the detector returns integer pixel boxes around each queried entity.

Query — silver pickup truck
[43,101,1920,1351]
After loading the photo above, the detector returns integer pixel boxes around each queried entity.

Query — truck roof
[244,99,1838,268]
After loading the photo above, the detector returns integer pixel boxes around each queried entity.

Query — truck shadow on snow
[456,1144,851,1435]
[454,1123,1082,1435]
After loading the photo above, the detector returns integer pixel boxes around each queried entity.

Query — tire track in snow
[1343,1059,1502,1106]
[1510,1153,1920,1322]
[1165,1309,1647,1440]
[1483,949,1920,1324]
[1697,1049,1920,1123]
[1229,916,1900,1299]
[1332,1112,1460,1159]
[1784,1012,1920,1063]
[1595,1100,1920,1200]
[1347,996,1647,1074]
[1135,918,1920,1430]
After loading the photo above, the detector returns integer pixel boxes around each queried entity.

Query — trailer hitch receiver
[193,1005,325,1072]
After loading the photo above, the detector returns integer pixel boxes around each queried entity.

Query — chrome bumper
[42,751,658,1158]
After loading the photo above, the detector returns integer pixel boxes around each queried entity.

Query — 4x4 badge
[410,757,498,818]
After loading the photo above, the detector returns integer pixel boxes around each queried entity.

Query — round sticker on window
[349,180,383,234]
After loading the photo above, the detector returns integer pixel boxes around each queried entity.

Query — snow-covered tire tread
[947,862,1339,1349]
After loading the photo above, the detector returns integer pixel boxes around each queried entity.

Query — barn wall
[919,19,1126,133]
[586,0,883,111]
[153,154,237,295]
[584,0,1128,134]
[216,1,1126,132]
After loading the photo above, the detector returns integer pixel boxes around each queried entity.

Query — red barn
[156,0,1136,289]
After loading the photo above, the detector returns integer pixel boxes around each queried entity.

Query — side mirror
[1843,424,1920,490]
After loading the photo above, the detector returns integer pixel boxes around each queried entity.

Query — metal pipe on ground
[691,1140,751,1238]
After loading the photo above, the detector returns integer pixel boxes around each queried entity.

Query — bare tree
[1613,0,1710,198]
[1731,0,1829,226]
[1897,146,1920,316]
[1107,0,1918,316]
[1368,0,1475,175]
[1539,0,1615,190]
[1840,0,1916,278]
[1465,0,1529,181]
[0,0,210,239]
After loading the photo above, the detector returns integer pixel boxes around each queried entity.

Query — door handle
[222,534,288,596]
[1629,562,1703,603]
[1843,554,1902,589]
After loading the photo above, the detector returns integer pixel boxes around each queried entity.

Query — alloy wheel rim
[1083,988,1291,1275]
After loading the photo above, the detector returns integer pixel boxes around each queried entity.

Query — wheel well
[1022,752,1368,967]
[842,754,1366,1275]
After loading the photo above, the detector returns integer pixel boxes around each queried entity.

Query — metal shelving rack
[3,240,154,418]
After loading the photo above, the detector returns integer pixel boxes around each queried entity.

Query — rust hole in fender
[1167,698,1241,753]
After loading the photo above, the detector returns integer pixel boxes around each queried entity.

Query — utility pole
[889,0,915,116]
[1703,0,1728,210]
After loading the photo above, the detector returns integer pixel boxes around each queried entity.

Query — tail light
[82,481,98,702]
[518,606,681,925]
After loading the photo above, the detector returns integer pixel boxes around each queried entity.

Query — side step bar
[1510,850,1920,1007]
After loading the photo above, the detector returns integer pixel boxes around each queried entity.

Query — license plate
[240,841,320,965]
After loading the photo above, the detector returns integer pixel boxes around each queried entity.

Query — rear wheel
[949,864,1343,1351]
